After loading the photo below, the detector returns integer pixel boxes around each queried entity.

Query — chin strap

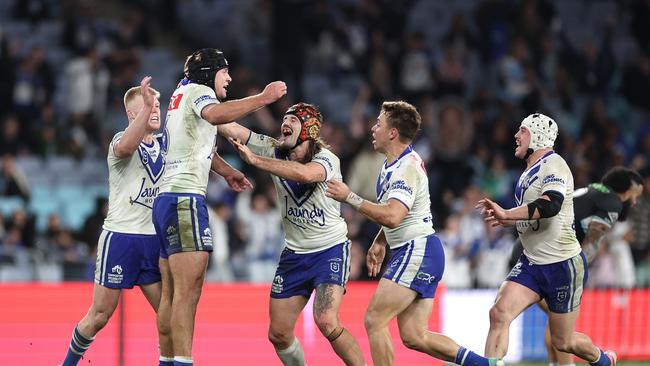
[523,148,534,160]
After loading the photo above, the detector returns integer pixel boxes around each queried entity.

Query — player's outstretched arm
[326,180,408,228]
[476,191,563,223]
[229,137,326,183]
[217,122,252,143]
[201,81,287,125]
[114,76,155,158]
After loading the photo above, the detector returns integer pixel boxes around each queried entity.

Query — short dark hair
[381,101,421,142]
[601,167,643,193]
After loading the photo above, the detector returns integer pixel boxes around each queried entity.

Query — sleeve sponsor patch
[313,155,333,171]
[194,95,217,106]
[542,174,565,185]
[390,179,414,195]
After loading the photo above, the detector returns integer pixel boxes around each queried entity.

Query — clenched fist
[261,81,287,104]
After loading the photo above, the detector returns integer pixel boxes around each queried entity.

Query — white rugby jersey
[247,132,348,253]
[376,146,434,249]
[159,83,219,196]
[103,131,167,235]
[514,151,581,264]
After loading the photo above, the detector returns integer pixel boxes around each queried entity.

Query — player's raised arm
[201,81,287,125]
[113,76,159,158]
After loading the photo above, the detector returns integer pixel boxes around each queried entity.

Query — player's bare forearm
[357,200,406,229]
[202,81,286,125]
[252,157,325,183]
[202,94,268,125]
[504,204,541,220]
[218,122,251,142]
[211,153,237,176]
[372,228,388,247]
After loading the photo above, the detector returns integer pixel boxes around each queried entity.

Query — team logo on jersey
[376,171,393,201]
[280,178,317,206]
[515,165,541,205]
[271,275,284,293]
[112,265,123,274]
[137,141,165,184]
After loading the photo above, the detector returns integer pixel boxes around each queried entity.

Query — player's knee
[89,308,112,330]
[364,310,378,334]
[400,330,425,352]
[488,304,511,326]
[268,327,293,349]
[314,313,338,337]
[550,335,572,353]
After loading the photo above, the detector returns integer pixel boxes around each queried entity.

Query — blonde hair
[123,86,160,109]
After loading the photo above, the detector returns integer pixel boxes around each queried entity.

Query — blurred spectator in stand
[0,154,30,201]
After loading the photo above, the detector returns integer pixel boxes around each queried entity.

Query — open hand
[140,76,153,108]
[366,243,386,277]
[325,180,351,202]
[475,198,509,227]
[224,169,253,192]
[229,137,258,166]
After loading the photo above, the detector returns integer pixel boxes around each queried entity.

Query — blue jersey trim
[384,145,413,169]
[388,197,410,211]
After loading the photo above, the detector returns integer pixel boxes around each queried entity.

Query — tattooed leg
[313,284,365,366]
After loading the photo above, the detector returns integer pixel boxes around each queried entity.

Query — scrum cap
[520,113,558,151]
[285,103,323,146]
[183,48,228,90]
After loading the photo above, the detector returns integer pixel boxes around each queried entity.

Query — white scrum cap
[520,112,558,151]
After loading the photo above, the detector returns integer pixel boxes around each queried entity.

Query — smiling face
[278,114,302,149]
[514,126,531,159]
[126,95,161,131]
[214,68,232,99]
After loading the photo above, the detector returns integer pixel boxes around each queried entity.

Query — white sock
[276,337,306,366]
[549,363,560,366]
[559,364,576,366]
[174,356,193,364]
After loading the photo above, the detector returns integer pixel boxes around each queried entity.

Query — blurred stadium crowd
[0,0,649,288]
